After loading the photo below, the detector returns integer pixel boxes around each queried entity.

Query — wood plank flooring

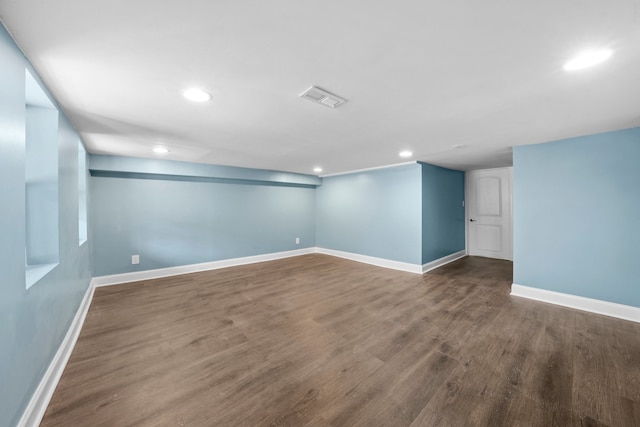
[41,255,640,426]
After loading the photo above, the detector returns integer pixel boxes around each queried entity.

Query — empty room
[1,1,639,426]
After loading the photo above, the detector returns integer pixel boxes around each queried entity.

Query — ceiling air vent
[299,86,347,108]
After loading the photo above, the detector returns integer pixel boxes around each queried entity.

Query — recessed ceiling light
[182,88,211,102]
[153,146,170,154]
[563,49,613,71]
[399,150,413,158]
[313,167,323,173]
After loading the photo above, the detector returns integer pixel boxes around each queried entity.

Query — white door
[466,167,512,260]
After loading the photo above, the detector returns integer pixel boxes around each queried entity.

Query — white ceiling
[2,0,640,175]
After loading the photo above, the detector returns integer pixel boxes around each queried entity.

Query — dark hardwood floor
[41,255,640,426]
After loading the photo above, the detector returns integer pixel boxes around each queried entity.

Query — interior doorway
[466,167,513,260]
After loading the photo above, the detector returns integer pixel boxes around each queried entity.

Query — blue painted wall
[513,127,640,308]
[421,163,465,264]
[315,164,423,265]
[0,23,92,427]
[90,155,317,276]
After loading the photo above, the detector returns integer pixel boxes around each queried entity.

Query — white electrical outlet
[295,237,300,245]
[132,254,140,264]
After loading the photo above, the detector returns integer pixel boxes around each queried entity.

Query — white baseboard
[92,247,316,287]
[90,247,469,287]
[511,284,640,324]
[422,250,467,273]
[315,247,423,274]
[18,283,95,427]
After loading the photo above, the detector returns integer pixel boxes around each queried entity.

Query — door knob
[470,219,476,222]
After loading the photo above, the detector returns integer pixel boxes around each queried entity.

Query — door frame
[465,166,513,261]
